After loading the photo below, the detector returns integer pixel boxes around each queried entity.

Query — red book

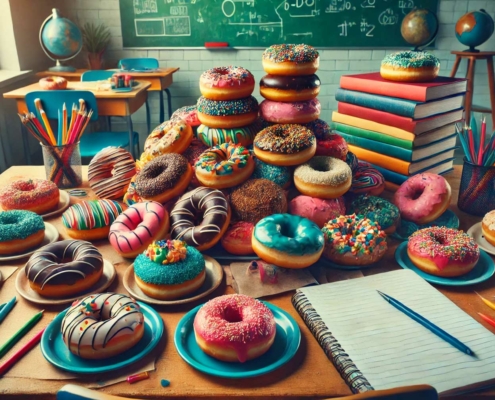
[339,72,466,102]
[337,102,463,135]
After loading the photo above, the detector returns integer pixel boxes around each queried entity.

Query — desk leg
[165,88,172,120]
[487,56,495,128]
[21,123,31,165]
[159,90,164,123]
[145,100,151,135]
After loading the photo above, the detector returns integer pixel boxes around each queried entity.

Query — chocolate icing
[260,74,320,90]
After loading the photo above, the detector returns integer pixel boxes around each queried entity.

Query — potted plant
[81,22,111,70]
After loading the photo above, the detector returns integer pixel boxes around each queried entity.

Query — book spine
[291,291,374,394]
[348,144,410,175]
[338,131,412,161]
[340,76,426,101]
[338,102,417,132]
[369,164,409,185]
[333,122,413,150]
[335,89,417,118]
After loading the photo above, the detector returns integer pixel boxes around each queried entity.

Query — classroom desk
[2,81,151,160]
[0,166,494,400]
[37,68,180,123]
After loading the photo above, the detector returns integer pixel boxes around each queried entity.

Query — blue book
[335,89,464,119]
[371,160,455,185]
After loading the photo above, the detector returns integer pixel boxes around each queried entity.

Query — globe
[40,8,82,72]
[401,9,439,50]
[455,9,494,52]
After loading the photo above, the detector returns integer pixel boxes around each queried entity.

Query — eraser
[205,42,229,48]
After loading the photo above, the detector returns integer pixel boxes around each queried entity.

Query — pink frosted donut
[260,98,320,124]
[289,195,345,228]
[193,294,276,363]
[170,105,201,127]
[109,201,169,258]
[200,66,255,100]
[393,173,452,225]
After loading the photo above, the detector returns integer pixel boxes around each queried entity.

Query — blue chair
[80,70,114,82]
[25,91,139,158]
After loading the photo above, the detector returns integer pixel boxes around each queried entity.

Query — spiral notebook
[292,270,495,395]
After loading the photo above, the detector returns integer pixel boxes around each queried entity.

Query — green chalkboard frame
[121,0,439,49]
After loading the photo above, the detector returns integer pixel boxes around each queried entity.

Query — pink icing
[289,195,345,228]
[200,66,255,89]
[392,173,449,223]
[109,201,165,253]
[260,99,321,123]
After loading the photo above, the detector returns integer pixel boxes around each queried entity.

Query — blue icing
[252,159,291,188]
[0,210,44,242]
[254,213,324,255]
[134,246,205,285]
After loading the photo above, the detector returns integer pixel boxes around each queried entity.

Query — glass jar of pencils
[41,142,82,189]
[458,158,495,216]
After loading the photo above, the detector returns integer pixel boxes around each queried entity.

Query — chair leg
[107,116,112,131]
[126,115,136,159]
[159,90,165,123]
[165,88,172,120]
[145,99,151,134]
[21,123,31,165]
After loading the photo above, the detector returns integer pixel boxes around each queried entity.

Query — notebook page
[298,269,495,394]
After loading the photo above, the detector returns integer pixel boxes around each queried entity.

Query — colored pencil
[479,313,495,329]
[39,110,56,145]
[67,103,76,137]
[476,292,495,311]
[0,297,16,324]
[0,310,44,359]
[478,117,486,165]
[62,103,67,144]
[0,304,5,312]
[0,328,45,376]
[57,109,62,146]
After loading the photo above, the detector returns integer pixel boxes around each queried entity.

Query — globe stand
[49,60,77,73]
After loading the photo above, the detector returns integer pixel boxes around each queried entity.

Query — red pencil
[478,117,486,165]
[468,127,477,164]
[478,313,495,329]
[0,327,45,376]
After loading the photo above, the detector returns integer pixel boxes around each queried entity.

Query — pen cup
[458,158,495,216]
[41,142,82,189]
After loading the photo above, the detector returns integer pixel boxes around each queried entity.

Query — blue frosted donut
[0,210,44,243]
[348,195,400,234]
[252,158,292,188]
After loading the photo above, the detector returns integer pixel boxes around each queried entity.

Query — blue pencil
[57,108,62,146]
[377,291,475,356]
[0,296,16,324]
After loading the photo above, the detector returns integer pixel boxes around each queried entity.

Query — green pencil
[0,310,44,359]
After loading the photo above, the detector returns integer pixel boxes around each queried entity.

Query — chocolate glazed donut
[170,187,230,248]
[260,74,321,90]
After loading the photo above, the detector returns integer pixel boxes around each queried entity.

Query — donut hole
[411,187,424,200]
[145,164,164,179]
[223,307,243,323]
[280,224,295,238]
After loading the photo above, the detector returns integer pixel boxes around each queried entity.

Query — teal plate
[395,241,495,286]
[40,302,163,373]
[174,302,301,378]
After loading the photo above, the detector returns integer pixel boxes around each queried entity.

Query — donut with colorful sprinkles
[0,178,59,215]
[196,95,259,129]
[196,118,262,147]
[170,105,201,128]
[380,50,440,82]
[348,195,400,234]
[262,44,319,75]
[199,66,255,100]
[0,210,45,255]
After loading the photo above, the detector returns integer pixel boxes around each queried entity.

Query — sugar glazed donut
[25,240,103,298]
[253,213,324,269]
[289,195,345,228]
[39,76,67,90]
[254,124,316,166]
[196,119,262,147]
[0,210,45,255]
[380,51,440,82]
[322,214,387,266]
[196,96,259,129]
[61,293,144,359]
[195,143,254,189]
[200,66,255,100]
[260,74,320,102]
[194,294,276,362]
[262,44,319,76]
[135,153,192,203]
[88,147,136,200]
[109,201,170,258]
[260,98,321,124]
[348,195,400,234]
[170,187,230,251]
[407,227,480,277]
[350,161,385,197]
[482,210,495,247]
[294,156,352,199]
[0,178,59,214]
[134,240,206,300]
[221,221,255,255]
[393,173,451,224]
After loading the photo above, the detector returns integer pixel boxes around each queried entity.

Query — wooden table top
[0,165,493,400]
[36,68,180,79]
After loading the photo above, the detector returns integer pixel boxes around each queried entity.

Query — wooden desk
[0,166,494,400]
[2,81,151,160]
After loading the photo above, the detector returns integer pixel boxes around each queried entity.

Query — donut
[260,74,320,102]
[253,213,324,269]
[25,240,104,298]
[135,153,192,203]
[193,294,276,362]
[195,143,254,189]
[303,120,348,160]
[262,44,319,76]
[170,187,230,251]
[380,51,440,82]
[122,180,141,206]
[196,96,259,129]
[349,161,385,197]
[62,200,125,241]
[392,173,451,224]
[407,227,480,277]
[348,195,400,234]
[254,124,316,166]
[0,178,59,214]
[294,156,352,199]
[221,221,255,255]
[182,139,209,188]
[0,210,45,255]
[39,76,67,90]
[196,119,262,147]
[252,158,292,189]
[109,201,170,258]
[346,151,359,172]
[199,66,255,100]
[482,210,495,247]
[260,99,320,124]
[61,293,144,359]
[321,214,387,266]
[170,105,201,128]
[134,240,206,300]
[88,147,136,200]
[230,179,287,224]
[289,195,345,228]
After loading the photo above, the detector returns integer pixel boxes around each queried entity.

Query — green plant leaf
[81,22,111,54]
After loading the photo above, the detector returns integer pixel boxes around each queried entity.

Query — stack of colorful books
[331,72,467,185]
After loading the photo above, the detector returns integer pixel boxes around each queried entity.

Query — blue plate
[174,302,301,378]
[40,302,163,374]
[395,241,495,286]
[391,209,460,241]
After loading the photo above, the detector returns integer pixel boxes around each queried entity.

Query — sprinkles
[254,124,315,153]
[294,156,352,186]
[0,210,44,242]
[200,66,254,87]
[195,143,252,175]
[382,51,440,68]
[197,96,259,116]
[262,44,319,63]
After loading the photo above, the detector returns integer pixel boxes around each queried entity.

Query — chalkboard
[120,0,439,48]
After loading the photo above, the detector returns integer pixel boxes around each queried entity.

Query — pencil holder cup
[458,158,495,216]
[41,142,82,189]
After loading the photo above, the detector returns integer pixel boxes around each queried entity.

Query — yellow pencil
[476,292,495,312]
[39,109,56,145]
[62,103,67,144]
